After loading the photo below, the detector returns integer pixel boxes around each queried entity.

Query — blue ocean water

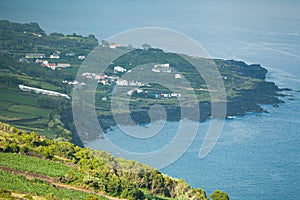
[1,1,300,199]
[97,94,300,199]
[90,22,300,200]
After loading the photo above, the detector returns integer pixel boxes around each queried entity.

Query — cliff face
[95,58,286,136]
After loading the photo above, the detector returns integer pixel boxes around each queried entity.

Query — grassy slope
[0,20,95,140]
[0,170,108,200]
[0,122,210,200]
[0,152,70,177]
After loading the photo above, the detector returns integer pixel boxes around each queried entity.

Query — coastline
[90,79,291,141]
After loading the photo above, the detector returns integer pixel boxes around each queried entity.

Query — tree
[84,195,102,200]
[45,193,58,200]
[210,190,230,200]
[141,43,151,50]
[88,34,96,40]
[49,32,65,37]
[101,40,110,48]
[106,174,121,196]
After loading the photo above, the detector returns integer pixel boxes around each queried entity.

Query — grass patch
[0,87,54,134]
[0,152,70,178]
[0,101,13,110]
[12,125,55,138]
[0,88,39,106]
[8,105,52,118]
[0,72,60,91]
[0,109,36,119]
[0,170,107,200]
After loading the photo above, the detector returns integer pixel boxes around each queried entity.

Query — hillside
[0,20,286,144]
[0,122,231,200]
[0,20,99,145]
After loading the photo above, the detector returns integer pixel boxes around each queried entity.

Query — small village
[24,51,85,71]
[79,63,182,100]
[19,44,183,100]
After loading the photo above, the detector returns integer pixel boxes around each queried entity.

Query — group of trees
[0,122,230,200]
[0,20,98,53]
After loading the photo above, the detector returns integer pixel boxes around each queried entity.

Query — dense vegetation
[0,20,98,54]
[0,122,226,200]
[0,171,107,200]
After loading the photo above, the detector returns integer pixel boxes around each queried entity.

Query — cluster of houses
[116,79,144,86]
[127,88,181,99]
[80,72,143,87]
[61,62,182,100]
[24,52,86,70]
[152,93,181,98]
[82,72,115,85]
[36,59,71,70]
[151,64,182,79]
[62,80,86,86]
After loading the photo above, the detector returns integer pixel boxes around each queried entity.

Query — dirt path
[0,166,124,200]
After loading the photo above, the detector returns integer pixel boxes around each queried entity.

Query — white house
[114,66,127,73]
[78,55,86,60]
[25,53,45,59]
[128,80,144,86]
[127,88,144,95]
[99,80,110,85]
[42,63,56,70]
[36,59,48,65]
[153,63,170,68]
[116,79,129,86]
[107,75,120,81]
[66,52,75,56]
[127,89,135,95]
[82,72,96,79]
[152,63,171,73]
[50,55,60,59]
[57,63,71,68]
[161,93,171,98]
[171,93,181,98]
[175,74,182,79]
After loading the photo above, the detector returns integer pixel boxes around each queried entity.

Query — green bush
[210,190,230,200]
[24,194,34,199]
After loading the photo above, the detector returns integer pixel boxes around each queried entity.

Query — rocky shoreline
[96,81,290,135]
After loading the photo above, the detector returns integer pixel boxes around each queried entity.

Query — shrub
[210,190,230,200]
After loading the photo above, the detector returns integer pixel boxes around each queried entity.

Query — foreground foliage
[0,170,106,200]
[0,122,216,200]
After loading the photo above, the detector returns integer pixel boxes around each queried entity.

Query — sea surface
[1,1,300,199]
[90,18,300,199]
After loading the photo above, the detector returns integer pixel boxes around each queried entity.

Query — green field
[0,71,60,91]
[0,87,39,106]
[0,152,71,178]
[0,88,42,122]
[0,86,61,136]
[8,104,52,118]
[0,170,107,200]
